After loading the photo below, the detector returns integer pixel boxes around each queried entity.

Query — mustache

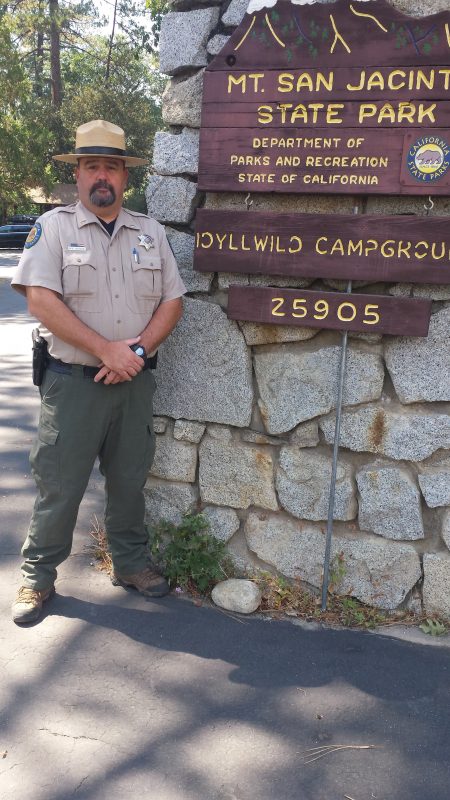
[91,180,115,194]
[90,180,116,207]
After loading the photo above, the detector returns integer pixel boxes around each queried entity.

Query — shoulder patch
[24,222,42,249]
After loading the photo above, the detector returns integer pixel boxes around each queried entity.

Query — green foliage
[145,0,168,49]
[419,618,448,636]
[0,0,168,213]
[0,17,55,211]
[339,597,387,629]
[124,187,148,213]
[58,39,166,192]
[149,513,233,594]
[255,571,405,630]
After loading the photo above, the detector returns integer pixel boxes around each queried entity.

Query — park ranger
[11,119,186,624]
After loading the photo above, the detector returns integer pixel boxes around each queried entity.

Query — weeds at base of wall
[87,514,448,634]
[254,571,448,633]
[88,515,113,575]
[148,513,235,594]
[87,512,233,594]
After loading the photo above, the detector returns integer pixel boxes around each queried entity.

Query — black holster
[32,329,48,386]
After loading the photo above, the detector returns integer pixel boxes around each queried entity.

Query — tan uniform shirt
[12,202,186,366]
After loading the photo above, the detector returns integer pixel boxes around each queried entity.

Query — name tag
[67,243,87,252]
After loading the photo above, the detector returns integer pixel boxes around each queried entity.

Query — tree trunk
[49,0,62,106]
[105,0,118,85]
[35,29,44,96]
[33,0,45,96]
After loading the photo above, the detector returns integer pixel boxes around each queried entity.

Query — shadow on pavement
[2,587,449,800]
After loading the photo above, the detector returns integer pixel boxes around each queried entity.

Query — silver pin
[138,234,154,251]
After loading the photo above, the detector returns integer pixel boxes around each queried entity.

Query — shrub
[148,513,233,594]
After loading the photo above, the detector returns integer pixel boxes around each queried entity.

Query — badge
[137,234,154,251]
[67,243,87,252]
[24,222,42,249]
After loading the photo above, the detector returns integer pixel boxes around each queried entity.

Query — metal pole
[320,201,360,611]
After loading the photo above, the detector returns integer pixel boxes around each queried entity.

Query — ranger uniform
[11,120,186,624]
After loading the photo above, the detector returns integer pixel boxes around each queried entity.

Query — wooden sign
[227,285,432,336]
[194,209,450,284]
[199,0,450,195]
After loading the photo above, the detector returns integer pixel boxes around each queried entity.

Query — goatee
[90,180,116,207]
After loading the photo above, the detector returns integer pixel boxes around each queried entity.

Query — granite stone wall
[145,0,450,617]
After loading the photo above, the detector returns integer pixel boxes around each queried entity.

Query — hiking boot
[113,566,169,597]
[12,585,55,624]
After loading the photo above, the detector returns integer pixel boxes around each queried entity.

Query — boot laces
[16,587,42,603]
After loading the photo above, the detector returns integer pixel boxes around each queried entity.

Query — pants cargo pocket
[30,420,60,491]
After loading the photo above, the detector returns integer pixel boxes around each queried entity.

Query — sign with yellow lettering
[227,286,432,336]
[194,209,450,284]
[198,0,450,194]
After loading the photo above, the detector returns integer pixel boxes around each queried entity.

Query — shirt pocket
[62,251,100,312]
[127,255,162,314]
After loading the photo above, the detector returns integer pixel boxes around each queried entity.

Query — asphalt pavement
[1,253,449,800]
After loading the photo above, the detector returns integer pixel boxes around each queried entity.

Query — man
[11,119,185,624]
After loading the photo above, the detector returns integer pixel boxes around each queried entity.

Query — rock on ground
[212,579,262,614]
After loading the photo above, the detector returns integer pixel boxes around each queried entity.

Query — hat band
[75,146,127,157]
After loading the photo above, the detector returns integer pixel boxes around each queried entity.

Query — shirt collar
[75,201,140,232]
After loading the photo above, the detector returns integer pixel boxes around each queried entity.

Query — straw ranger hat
[53,119,147,166]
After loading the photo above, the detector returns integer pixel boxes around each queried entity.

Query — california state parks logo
[24,222,42,249]
[407,137,450,183]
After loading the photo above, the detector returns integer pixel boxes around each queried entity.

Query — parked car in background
[0,224,33,249]
[8,215,37,224]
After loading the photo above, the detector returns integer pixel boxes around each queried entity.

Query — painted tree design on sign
[390,22,440,56]
[226,0,450,66]
[248,11,331,61]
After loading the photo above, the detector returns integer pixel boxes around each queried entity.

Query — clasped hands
[94,337,145,385]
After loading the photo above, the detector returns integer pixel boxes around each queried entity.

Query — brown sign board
[194,209,450,284]
[199,128,450,195]
[201,100,450,129]
[199,0,450,195]
[227,285,431,336]
[207,0,450,71]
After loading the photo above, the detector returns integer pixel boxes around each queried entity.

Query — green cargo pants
[21,365,156,590]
